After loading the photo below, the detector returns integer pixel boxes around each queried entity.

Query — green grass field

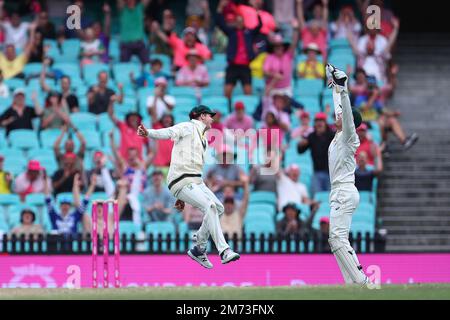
[0,284,449,300]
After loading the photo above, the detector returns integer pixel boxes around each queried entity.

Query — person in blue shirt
[129,58,170,88]
[44,172,96,235]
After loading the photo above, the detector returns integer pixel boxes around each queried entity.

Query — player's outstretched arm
[137,122,188,141]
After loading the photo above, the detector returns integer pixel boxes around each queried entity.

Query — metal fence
[0,231,387,254]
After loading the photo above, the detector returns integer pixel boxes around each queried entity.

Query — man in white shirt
[277,164,319,212]
[146,77,176,120]
[325,64,372,286]
[137,105,240,268]
[0,10,31,51]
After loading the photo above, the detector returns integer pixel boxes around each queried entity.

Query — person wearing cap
[277,164,320,213]
[130,58,170,89]
[142,170,175,222]
[297,0,328,60]
[52,151,81,195]
[216,0,262,99]
[152,21,211,69]
[86,151,115,198]
[53,123,86,171]
[297,43,325,79]
[88,71,124,115]
[137,104,240,267]
[223,101,254,132]
[276,202,314,237]
[291,110,314,140]
[175,49,210,88]
[45,172,96,235]
[108,94,148,161]
[14,160,52,201]
[0,88,43,135]
[146,76,176,120]
[355,123,380,166]
[325,64,373,286]
[263,25,299,93]
[117,0,149,64]
[298,111,334,194]
[315,216,331,253]
[0,154,12,194]
[11,209,44,239]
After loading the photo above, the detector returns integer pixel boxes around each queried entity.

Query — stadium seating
[9,129,40,149]
[70,112,98,131]
[248,191,277,206]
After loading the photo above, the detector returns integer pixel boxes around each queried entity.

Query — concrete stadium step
[381,216,450,227]
[377,208,450,216]
[383,227,450,235]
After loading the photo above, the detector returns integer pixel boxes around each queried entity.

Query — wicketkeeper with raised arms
[326,64,373,286]
[137,105,240,268]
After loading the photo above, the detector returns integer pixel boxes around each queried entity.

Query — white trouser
[328,183,367,284]
[175,182,230,255]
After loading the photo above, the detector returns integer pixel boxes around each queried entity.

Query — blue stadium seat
[113,62,141,85]
[119,221,141,236]
[231,95,259,114]
[114,98,138,117]
[27,148,55,161]
[314,191,330,203]
[244,212,274,225]
[248,191,277,206]
[169,86,197,98]
[79,130,102,150]
[40,129,64,149]
[351,221,375,236]
[82,63,110,81]
[91,192,108,202]
[201,96,229,115]
[297,96,321,113]
[9,129,40,149]
[25,193,46,207]
[4,78,26,90]
[3,155,27,176]
[53,62,81,80]
[101,130,120,148]
[244,221,275,236]
[295,79,324,97]
[23,63,43,77]
[0,194,21,206]
[173,96,198,113]
[247,203,275,217]
[329,38,351,49]
[70,112,98,131]
[145,221,176,251]
[98,113,115,133]
[108,38,120,61]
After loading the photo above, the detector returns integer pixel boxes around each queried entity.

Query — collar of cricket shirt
[191,119,208,136]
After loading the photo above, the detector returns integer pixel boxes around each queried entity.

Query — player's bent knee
[328,237,345,252]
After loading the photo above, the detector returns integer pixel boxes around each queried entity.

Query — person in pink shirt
[108,96,148,161]
[150,113,174,175]
[14,160,52,201]
[236,0,276,36]
[296,0,328,60]
[224,101,254,132]
[263,23,299,94]
[175,49,210,87]
[151,24,211,69]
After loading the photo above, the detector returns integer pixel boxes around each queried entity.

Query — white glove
[326,64,348,93]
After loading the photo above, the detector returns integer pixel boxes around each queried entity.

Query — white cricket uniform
[327,88,368,284]
[146,119,230,254]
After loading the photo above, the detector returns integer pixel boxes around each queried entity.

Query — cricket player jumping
[137,105,240,268]
[326,64,372,286]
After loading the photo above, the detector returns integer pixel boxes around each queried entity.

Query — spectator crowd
[0,0,416,250]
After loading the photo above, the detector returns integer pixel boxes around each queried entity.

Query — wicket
[91,200,120,288]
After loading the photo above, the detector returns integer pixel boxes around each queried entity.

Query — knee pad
[328,237,346,253]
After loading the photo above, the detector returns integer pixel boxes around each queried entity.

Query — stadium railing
[0,231,387,255]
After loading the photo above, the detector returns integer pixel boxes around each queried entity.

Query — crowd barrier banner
[1,254,449,288]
